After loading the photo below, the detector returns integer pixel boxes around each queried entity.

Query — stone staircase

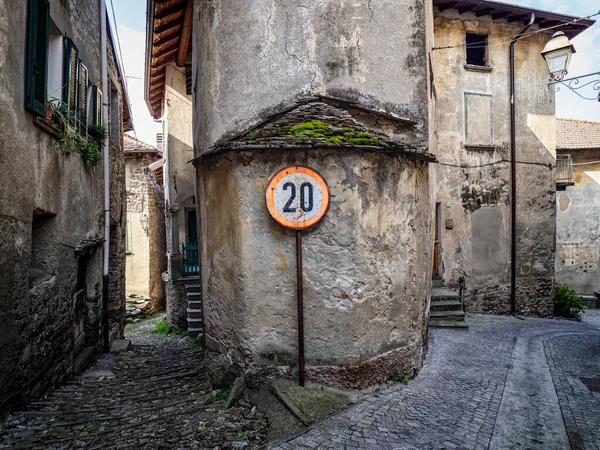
[430,282,468,330]
[179,277,203,338]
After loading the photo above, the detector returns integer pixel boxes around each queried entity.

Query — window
[25,0,50,116]
[91,86,103,126]
[465,33,488,67]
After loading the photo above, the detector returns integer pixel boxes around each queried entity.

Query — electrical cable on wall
[433,10,600,51]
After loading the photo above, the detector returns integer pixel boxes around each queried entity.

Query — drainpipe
[509,13,535,316]
[101,0,110,352]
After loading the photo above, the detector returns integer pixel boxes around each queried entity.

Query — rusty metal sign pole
[265,166,330,388]
[296,230,305,386]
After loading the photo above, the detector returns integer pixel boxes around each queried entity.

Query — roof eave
[144,0,158,119]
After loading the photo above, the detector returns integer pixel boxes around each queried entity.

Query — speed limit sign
[265,165,330,387]
[266,166,330,230]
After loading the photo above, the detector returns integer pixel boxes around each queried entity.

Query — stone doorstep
[430,300,463,312]
[581,295,597,309]
[188,300,203,309]
[188,328,203,338]
[184,284,202,293]
[187,308,203,319]
[430,310,465,319]
[429,319,469,329]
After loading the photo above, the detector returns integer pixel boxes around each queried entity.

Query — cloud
[117,25,161,147]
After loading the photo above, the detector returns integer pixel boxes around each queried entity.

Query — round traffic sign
[266,166,330,230]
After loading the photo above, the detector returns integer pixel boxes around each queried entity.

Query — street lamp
[541,31,576,81]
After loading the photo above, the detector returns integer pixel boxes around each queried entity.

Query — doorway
[433,203,441,278]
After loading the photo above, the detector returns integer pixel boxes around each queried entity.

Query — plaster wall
[200,150,432,388]
[556,151,600,295]
[192,0,435,386]
[0,0,126,412]
[125,154,152,298]
[164,63,194,328]
[193,0,431,154]
[433,13,556,316]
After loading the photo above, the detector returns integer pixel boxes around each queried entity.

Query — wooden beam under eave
[176,0,193,67]
[152,47,178,67]
[457,5,476,14]
[155,0,185,16]
[155,9,184,29]
[153,35,180,53]
[153,44,179,60]
[491,11,511,20]
[475,8,494,17]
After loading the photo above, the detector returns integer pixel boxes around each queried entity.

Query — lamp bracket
[549,71,600,102]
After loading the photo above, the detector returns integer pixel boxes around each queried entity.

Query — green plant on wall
[554,283,585,319]
[47,98,105,165]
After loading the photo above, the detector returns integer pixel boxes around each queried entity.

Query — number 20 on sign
[266,166,330,386]
[266,166,330,230]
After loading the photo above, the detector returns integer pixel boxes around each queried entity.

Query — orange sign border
[266,165,330,230]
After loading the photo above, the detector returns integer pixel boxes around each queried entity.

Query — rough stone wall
[556,151,600,295]
[0,0,126,412]
[200,150,432,388]
[432,13,556,316]
[107,38,127,341]
[148,181,167,313]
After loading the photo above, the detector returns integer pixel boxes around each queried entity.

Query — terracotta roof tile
[556,118,600,150]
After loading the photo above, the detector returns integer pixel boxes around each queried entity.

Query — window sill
[464,144,496,151]
[33,116,63,140]
[464,64,493,73]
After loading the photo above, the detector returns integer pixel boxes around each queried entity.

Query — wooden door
[433,203,440,277]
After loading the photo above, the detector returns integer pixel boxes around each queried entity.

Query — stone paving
[0,317,267,450]
[273,311,600,450]
[2,312,600,449]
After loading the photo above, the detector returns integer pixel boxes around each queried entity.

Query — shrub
[150,319,173,335]
[554,283,585,319]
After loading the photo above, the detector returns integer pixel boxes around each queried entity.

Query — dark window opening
[466,33,488,67]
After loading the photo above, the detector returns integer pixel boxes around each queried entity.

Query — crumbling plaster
[433,13,556,316]
[556,151,600,295]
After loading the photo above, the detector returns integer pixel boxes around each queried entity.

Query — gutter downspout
[509,13,535,316]
[101,0,110,352]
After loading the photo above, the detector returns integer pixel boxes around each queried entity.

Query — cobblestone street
[1,313,600,449]
[0,318,267,450]
[275,312,600,450]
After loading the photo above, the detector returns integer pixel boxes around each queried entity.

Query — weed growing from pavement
[151,319,173,335]
[211,388,231,403]
[174,329,189,337]
[401,376,410,385]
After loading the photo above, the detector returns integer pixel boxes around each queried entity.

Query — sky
[109,0,600,147]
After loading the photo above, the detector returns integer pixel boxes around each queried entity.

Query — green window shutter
[62,38,79,118]
[91,86,103,126]
[78,63,88,133]
[25,0,50,116]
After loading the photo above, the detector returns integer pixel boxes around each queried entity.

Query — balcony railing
[182,243,199,277]
[556,154,574,190]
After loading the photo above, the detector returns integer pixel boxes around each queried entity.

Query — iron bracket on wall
[549,71,600,102]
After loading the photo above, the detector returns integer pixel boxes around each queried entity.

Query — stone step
[431,287,460,301]
[188,328,203,338]
[188,300,202,310]
[430,319,469,330]
[187,308,203,319]
[430,300,463,312]
[582,295,597,309]
[178,277,200,285]
[186,292,201,300]
[430,310,465,321]
[184,284,201,293]
[432,279,445,288]
[187,319,204,333]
